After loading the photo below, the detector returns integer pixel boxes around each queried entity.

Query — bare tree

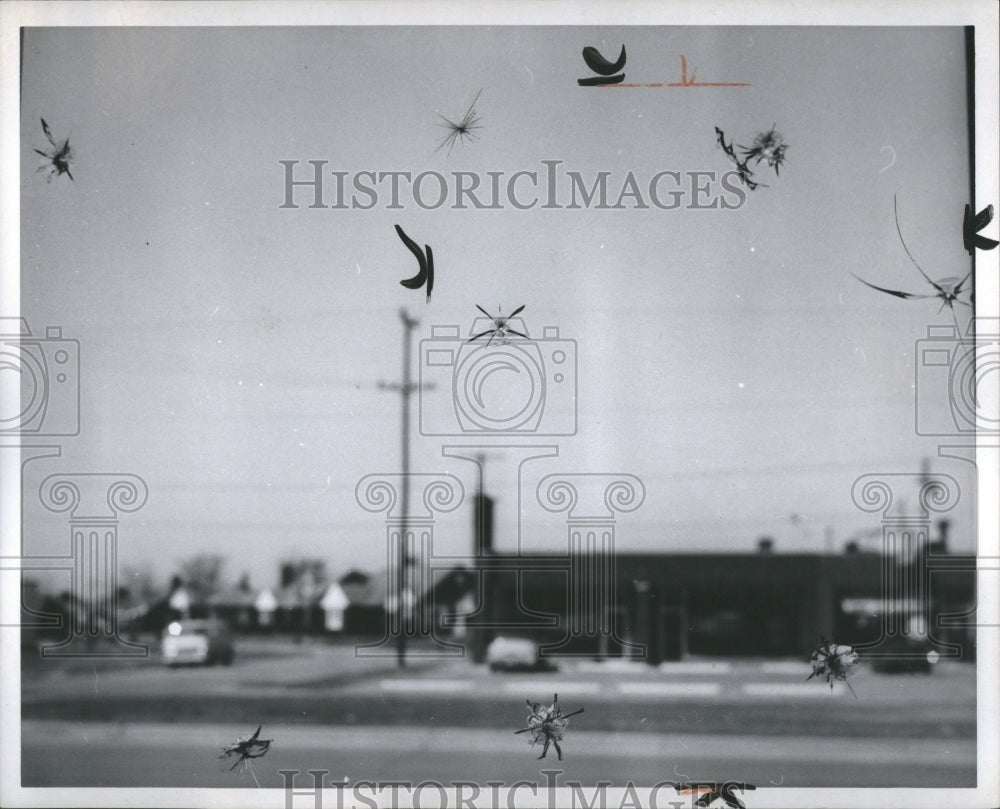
[177,554,225,603]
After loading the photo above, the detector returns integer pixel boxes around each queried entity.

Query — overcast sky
[15,24,981,591]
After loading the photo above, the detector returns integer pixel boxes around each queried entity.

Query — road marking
[574,659,648,672]
[742,683,847,698]
[380,679,475,693]
[501,680,601,695]
[618,682,721,697]
[658,661,732,674]
[760,661,810,674]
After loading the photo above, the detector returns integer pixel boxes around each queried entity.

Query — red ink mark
[586,53,749,88]
[667,55,750,87]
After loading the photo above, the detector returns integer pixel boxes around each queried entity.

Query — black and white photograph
[1,2,998,808]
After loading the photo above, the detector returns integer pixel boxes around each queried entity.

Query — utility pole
[378,308,427,668]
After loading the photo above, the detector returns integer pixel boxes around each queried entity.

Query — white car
[486,636,556,672]
[162,619,234,666]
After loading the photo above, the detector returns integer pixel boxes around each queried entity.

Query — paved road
[16,643,977,788]
[19,720,976,789]
[20,649,976,733]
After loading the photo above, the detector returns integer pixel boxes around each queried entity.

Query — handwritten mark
[673,764,690,781]
[715,126,764,191]
[964,204,999,255]
[220,725,272,788]
[468,305,527,346]
[677,782,756,809]
[741,126,788,175]
[589,52,750,88]
[852,196,973,332]
[514,693,585,761]
[258,306,277,332]
[668,55,750,87]
[769,775,784,786]
[436,89,483,157]
[395,225,434,302]
[578,45,626,85]
[34,118,74,182]
[878,145,896,174]
[806,636,859,698]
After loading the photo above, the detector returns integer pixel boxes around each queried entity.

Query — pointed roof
[320,582,350,610]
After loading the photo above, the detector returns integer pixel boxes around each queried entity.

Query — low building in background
[19,522,976,661]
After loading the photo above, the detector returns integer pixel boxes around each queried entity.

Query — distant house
[209,585,259,630]
[168,585,192,617]
[273,583,325,636]
[335,565,477,640]
[255,588,277,628]
[418,566,477,639]
[338,569,387,635]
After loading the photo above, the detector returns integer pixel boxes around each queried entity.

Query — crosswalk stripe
[574,660,648,672]
[618,682,721,697]
[657,661,732,674]
[380,679,475,692]
[501,680,601,695]
[760,661,810,674]
[742,683,847,698]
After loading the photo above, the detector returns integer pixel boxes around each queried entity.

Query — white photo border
[1,2,997,808]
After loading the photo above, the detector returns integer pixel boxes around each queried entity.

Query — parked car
[162,618,234,666]
[486,636,556,672]
[868,632,939,674]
